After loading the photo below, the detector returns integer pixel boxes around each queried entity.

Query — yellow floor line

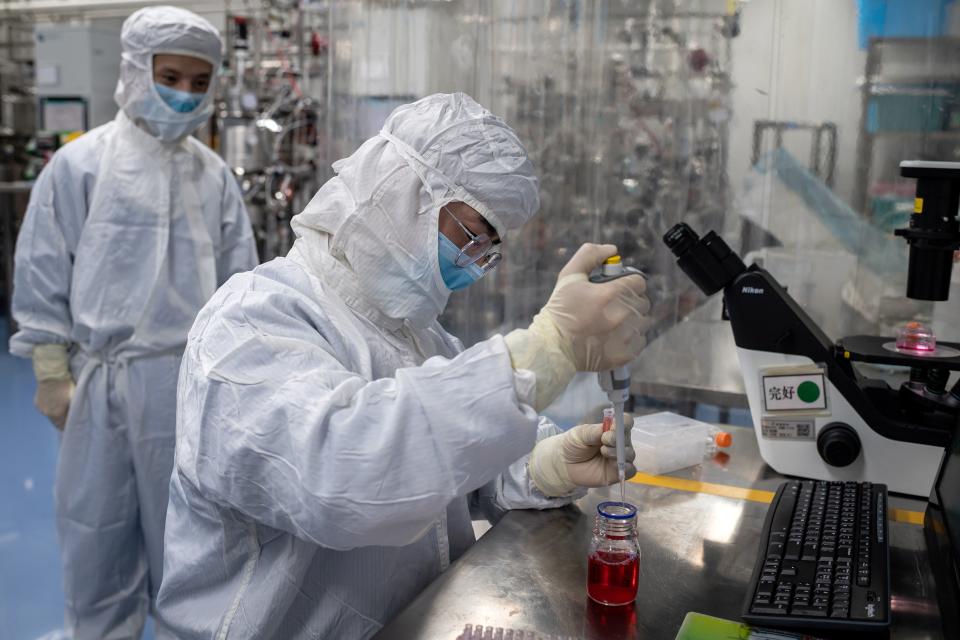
[629,472,777,504]
[629,472,925,526]
[889,508,925,525]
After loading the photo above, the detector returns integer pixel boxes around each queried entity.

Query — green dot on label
[798,381,820,403]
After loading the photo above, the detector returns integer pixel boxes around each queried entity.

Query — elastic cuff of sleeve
[32,344,72,381]
[504,322,576,412]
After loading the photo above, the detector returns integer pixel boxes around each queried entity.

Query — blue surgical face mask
[438,232,485,291]
[154,83,206,113]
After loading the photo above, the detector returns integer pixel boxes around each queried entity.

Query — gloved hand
[528,423,637,498]
[32,344,75,430]
[504,243,650,410]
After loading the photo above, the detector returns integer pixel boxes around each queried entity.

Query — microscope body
[664,160,960,497]
[726,266,956,496]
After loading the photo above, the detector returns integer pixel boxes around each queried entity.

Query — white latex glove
[504,243,650,410]
[32,344,75,431]
[528,423,637,498]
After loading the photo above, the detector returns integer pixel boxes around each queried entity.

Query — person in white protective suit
[157,92,649,639]
[9,6,258,639]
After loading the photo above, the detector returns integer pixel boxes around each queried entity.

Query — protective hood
[291,92,540,329]
[114,6,222,143]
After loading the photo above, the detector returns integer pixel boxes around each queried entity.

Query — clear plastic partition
[320,0,960,420]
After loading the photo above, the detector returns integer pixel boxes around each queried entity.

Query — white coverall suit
[157,93,582,639]
[9,7,258,638]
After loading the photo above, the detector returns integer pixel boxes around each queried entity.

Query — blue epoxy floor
[0,319,156,640]
[0,320,66,640]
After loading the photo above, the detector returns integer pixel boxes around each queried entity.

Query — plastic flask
[630,412,732,475]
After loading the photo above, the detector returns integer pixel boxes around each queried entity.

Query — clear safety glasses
[442,206,502,272]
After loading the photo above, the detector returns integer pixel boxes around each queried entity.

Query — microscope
[663,161,960,497]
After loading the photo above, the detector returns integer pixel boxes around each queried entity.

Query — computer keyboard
[742,480,890,631]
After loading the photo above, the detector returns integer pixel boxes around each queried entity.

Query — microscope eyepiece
[663,222,700,255]
[663,222,747,296]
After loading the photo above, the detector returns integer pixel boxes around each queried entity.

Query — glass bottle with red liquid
[587,501,640,606]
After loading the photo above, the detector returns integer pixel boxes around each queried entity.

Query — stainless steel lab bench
[375,424,943,640]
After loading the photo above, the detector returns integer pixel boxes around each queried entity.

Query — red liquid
[587,550,639,606]
[899,340,934,352]
[602,413,614,432]
[585,597,638,639]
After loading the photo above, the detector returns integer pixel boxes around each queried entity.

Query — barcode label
[761,418,815,440]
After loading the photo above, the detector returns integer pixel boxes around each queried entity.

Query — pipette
[598,366,630,503]
[591,255,645,504]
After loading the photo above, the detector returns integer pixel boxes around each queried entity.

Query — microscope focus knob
[817,423,861,467]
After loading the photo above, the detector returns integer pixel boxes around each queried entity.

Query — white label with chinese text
[762,373,827,411]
